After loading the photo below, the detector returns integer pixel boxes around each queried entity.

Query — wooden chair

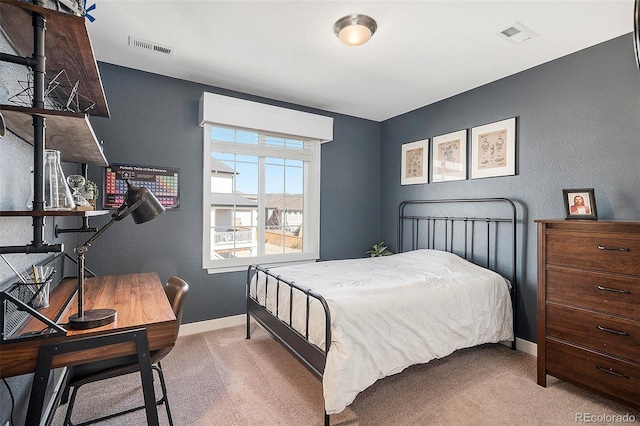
[61,276,189,426]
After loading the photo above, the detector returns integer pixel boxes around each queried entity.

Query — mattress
[251,249,514,414]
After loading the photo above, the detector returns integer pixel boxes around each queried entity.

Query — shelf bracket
[0,243,63,254]
[0,52,37,68]
[54,222,97,237]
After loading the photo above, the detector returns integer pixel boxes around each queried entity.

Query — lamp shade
[125,180,166,224]
[334,14,377,46]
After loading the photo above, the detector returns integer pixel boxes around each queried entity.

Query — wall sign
[104,163,180,210]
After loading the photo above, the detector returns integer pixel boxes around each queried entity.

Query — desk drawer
[546,267,640,318]
[546,233,640,275]
[546,339,640,408]
[546,303,640,361]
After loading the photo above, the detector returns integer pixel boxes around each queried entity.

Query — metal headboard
[398,198,517,347]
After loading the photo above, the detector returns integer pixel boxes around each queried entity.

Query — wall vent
[128,36,175,56]
[497,22,538,45]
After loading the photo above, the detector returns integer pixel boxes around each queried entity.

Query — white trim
[179,314,248,337]
[181,316,539,358]
[515,337,537,356]
[500,337,537,356]
[199,92,333,142]
[202,131,212,269]
[211,139,313,161]
[207,257,317,274]
[202,120,322,273]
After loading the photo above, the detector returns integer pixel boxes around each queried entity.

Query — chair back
[150,276,188,363]
[165,276,189,337]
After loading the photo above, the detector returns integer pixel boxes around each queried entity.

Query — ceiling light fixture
[334,14,377,46]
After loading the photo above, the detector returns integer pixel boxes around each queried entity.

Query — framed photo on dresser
[563,188,597,220]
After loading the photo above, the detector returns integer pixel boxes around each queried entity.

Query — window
[200,93,332,273]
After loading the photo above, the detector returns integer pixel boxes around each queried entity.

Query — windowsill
[205,256,318,274]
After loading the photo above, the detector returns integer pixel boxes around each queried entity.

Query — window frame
[199,93,332,274]
[203,125,320,273]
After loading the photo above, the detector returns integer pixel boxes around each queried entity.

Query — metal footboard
[246,264,332,379]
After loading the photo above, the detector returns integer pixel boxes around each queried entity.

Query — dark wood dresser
[536,220,640,409]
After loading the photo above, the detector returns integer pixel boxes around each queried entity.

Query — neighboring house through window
[200,93,333,273]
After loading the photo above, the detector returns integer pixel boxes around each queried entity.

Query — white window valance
[199,92,333,143]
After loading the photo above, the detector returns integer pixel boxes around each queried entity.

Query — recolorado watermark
[575,413,637,423]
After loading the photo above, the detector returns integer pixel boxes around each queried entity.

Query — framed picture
[401,139,429,185]
[470,117,516,179]
[563,188,597,220]
[431,129,467,182]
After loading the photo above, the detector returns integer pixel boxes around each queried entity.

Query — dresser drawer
[546,339,640,408]
[546,266,640,318]
[546,232,640,275]
[546,303,640,361]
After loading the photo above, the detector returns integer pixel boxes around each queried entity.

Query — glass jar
[44,149,75,210]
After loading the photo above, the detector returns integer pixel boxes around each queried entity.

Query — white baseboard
[515,337,537,356]
[180,315,539,357]
[500,338,536,356]
[179,314,247,337]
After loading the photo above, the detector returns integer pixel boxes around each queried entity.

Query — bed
[246,198,518,425]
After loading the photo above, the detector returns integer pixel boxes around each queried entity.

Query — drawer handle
[596,245,630,252]
[596,365,630,379]
[595,285,631,294]
[596,325,630,336]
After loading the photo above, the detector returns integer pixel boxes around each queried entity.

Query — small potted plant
[81,180,99,208]
[365,242,393,257]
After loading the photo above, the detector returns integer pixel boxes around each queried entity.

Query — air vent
[128,36,175,56]
[497,22,538,45]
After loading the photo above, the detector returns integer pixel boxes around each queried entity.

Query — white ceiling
[86,1,634,122]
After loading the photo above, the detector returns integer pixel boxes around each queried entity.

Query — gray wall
[379,34,640,342]
[85,63,381,324]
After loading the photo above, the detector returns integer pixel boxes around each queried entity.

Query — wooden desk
[0,272,176,378]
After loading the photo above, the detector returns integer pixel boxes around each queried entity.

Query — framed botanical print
[431,129,467,182]
[401,139,429,185]
[470,117,516,179]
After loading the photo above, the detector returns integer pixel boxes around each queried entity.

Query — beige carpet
[52,324,639,425]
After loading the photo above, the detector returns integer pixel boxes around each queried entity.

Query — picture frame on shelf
[431,129,467,182]
[401,139,429,185]
[563,188,598,220]
[470,117,516,179]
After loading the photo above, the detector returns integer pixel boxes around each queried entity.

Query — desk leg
[135,329,160,426]
[26,328,159,426]
[27,351,54,425]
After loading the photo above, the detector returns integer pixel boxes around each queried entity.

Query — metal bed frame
[246,198,518,426]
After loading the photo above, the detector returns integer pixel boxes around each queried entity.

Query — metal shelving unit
[0,0,110,254]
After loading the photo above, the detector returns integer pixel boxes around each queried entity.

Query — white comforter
[251,249,513,414]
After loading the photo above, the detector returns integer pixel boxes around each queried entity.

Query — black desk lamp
[68,180,165,329]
